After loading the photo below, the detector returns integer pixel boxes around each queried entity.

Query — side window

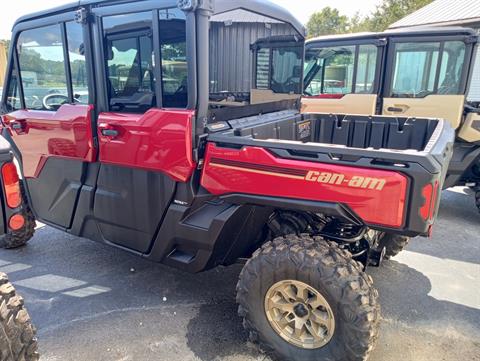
[438,41,466,94]
[159,8,188,108]
[66,22,88,103]
[17,25,68,110]
[104,12,155,113]
[323,46,355,94]
[391,42,440,97]
[390,41,466,98]
[305,45,377,96]
[355,45,378,94]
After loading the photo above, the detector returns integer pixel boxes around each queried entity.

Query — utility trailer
[0,0,454,360]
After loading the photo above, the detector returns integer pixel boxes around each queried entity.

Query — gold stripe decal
[209,162,305,180]
[209,161,389,191]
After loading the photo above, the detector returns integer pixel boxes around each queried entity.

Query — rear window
[256,46,303,94]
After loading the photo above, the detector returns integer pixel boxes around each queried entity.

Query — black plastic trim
[220,194,363,226]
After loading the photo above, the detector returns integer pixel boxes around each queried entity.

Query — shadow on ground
[0,189,477,360]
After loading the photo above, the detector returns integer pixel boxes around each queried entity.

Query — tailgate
[201,113,455,237]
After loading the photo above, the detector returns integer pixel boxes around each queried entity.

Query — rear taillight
[420,181,439,222]
[9,214,25,230]
[429,181,439,221]
[2,162,22,209]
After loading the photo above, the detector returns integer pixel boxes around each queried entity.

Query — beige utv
[303,27,480,213]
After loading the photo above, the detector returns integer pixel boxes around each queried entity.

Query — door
[88,7,196,253]
[383,38,471,129]
[302,41,381,114]
[2,21,95,228]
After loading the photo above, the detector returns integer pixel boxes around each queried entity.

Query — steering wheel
[42,94,69,110]
[172,82,187,97]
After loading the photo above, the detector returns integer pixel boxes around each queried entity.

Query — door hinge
[75,8,89,24]
[466,35,479,44]
[93,136,99,149]
[375,38,388,47]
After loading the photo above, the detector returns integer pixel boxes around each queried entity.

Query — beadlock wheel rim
[264,280,335,349]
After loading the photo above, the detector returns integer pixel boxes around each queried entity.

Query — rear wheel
[0,273,39,361]
[377,233,409,259]
[237,234,380,361]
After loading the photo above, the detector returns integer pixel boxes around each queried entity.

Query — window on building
[256,48,271,89]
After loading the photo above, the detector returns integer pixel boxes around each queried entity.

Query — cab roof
[14,0,305,37]
[307,26,477,45]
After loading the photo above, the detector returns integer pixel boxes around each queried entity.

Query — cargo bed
[202,111,455,236]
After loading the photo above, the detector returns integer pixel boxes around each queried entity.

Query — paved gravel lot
[0,188,479,361]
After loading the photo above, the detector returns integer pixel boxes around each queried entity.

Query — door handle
[10,120,27,132]
[98,123,120,138]
[386,104,409,113]
[387,107,405,113]
[101,129,119,137]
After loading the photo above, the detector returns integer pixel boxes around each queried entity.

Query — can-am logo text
[305,171,387,191]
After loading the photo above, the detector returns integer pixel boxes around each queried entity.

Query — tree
[306,0,434,37]
[306,7,349,38]
[366,0,434,32]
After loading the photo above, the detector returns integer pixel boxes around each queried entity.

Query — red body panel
[304,94,345,99]
[201,143,409,228]
[97,109,196,182]
[3,104,96,178]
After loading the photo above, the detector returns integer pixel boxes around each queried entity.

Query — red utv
[0,1,454,360]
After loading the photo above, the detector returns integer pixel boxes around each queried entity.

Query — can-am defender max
[0,1,454,360]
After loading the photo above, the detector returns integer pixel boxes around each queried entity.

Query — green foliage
[306,0,434,38]
[19,48,66,88]
[306,7,349,38]
[366,0,434,32]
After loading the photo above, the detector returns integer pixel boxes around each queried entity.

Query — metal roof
[211,8,283,24]
[390,0,480,29]
[13,0,305,36]
[307,26,477,45]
